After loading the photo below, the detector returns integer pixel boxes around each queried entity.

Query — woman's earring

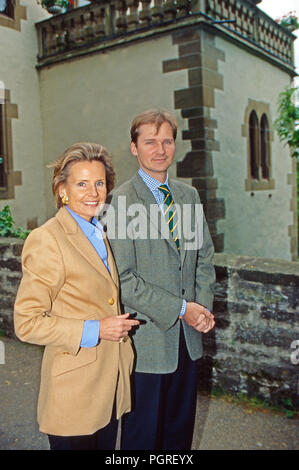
[61,194,69,205]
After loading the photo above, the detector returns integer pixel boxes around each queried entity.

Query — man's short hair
[130,109,178,144]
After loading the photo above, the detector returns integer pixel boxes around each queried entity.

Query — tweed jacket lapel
[56,207,119,287]
[131,173,185,259]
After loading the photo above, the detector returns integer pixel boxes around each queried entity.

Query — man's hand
[183,302,215,333]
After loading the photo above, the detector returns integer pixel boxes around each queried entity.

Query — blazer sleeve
[14,226,84,356]
[107,200,183,332]
[193,189,216,312]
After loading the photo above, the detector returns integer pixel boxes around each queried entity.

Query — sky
[259,0,298,86]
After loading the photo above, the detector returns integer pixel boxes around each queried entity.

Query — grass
[210,387,299,419]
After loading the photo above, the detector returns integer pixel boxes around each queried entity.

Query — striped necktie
[158,184,180,251]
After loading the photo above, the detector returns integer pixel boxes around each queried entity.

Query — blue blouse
[66,207,109,347]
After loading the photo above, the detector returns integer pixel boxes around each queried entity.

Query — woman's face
[60,160,107,222]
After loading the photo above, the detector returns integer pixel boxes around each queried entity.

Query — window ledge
[245,178,275,191]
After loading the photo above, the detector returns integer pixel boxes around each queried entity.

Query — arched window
[243,100,274,191]
[260,113,270,180]
[0,0,14,19]
[249,110,259,180]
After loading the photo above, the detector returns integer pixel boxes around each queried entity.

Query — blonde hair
[48,142,115,208]
[130,109,178,144]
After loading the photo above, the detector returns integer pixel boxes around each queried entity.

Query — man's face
[131,121,176,182]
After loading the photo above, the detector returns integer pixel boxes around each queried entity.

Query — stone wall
[0,238,23,335]
[200,253,299,408]
[0,239,298,406]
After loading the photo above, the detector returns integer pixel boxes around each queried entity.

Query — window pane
[249,111,259,180]
[260,114,270,180]
[0,0,14,19]
[0,0,7,12]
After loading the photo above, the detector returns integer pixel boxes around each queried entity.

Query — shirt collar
[66,206,101,237]
[138,167,169,192]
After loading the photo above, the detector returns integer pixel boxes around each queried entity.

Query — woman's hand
[99,313,140,342]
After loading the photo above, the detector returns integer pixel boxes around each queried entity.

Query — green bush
[0,205,30,240]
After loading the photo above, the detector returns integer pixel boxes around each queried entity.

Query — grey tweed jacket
[107,172,215,374]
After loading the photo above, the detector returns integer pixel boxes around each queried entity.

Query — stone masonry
[0,238,298,407]
[200,253,299,408]
[163,25,226,252]
[0,238,23,335]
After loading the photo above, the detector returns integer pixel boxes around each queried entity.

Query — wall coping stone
[213,252,299,279]
[0,237,24,246]
[1,238,298,277]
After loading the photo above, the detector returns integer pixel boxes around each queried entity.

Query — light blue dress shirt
[66,207,109,347]
[138,168,186,317]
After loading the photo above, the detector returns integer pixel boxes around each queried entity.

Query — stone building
[0,0,297,260]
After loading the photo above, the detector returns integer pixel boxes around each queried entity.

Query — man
[108,109,215,450]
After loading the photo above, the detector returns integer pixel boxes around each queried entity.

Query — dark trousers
[48,414,118,450]
[120,325,198,450]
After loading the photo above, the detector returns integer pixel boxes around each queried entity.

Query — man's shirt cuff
[179,299,187,317]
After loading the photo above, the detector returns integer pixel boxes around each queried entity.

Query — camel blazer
[108,173,215,374]
[14,207,134,436]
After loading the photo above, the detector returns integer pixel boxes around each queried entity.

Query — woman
[14,142,139,450]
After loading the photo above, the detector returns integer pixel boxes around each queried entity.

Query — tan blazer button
[108,298,115,305]
[63,352,70,355]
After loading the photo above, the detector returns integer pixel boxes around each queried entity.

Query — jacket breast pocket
[52,345,97,377]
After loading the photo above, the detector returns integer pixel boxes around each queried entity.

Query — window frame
[0,0,26,31]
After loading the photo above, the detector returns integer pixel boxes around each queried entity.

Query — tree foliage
[275,87,299,255]
[275,87,299,159]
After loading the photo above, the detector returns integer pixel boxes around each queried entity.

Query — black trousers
[120,324,198,450]
[48,414,118,450]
